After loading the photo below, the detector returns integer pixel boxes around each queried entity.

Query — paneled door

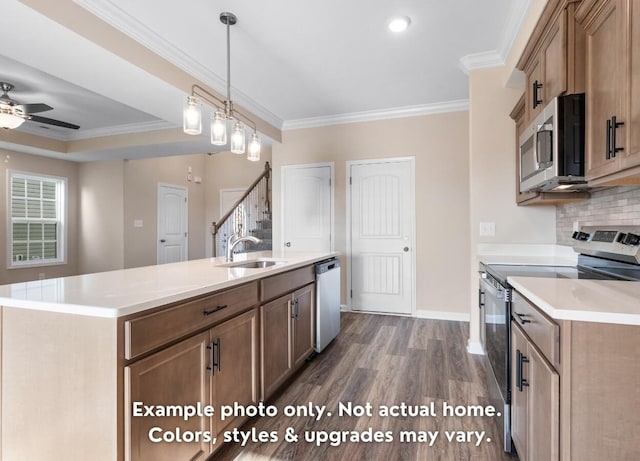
[157,183,188,264]
[281,163,333,252]
[349,158,415,315]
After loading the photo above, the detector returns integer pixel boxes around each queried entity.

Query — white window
[9,171,66,267]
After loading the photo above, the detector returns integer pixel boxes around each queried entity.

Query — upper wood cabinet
[577,0,640,184]
[517,1,585,125]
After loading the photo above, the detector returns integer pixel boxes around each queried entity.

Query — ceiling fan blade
[28,115,80,130]
[16,103,54,114]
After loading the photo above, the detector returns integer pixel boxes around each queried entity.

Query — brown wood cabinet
[260,283,315,400]
[511,322,560,461]
[518,1,585,125]
[125,333,212,461]
[124,307,259,460]
[578,0,640,184]
[259,265,315,400]
[511,289,640,460]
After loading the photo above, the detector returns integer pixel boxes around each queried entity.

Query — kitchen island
[0,251,336,461]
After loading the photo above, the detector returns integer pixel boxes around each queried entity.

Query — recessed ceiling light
[388,16,411,33]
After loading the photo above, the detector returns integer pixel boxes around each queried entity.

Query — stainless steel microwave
[519,93,586,192]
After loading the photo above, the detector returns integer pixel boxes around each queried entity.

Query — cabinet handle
[292,299,299,320]
[203,304,227,316]
[478,288,485,310]
[206,341,215,376]
[606,118,612,160]
[514,312,530,325]
[532,80,543,108]
[215,338,221,373]
[516,349,530,392]
[611,115,624,157]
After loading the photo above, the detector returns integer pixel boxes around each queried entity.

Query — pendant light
[182,12,261,161]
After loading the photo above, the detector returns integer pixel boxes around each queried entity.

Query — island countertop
[0,251,337,318]
[508,276,640,326]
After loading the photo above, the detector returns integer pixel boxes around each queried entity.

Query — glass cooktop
[485,264,617,286]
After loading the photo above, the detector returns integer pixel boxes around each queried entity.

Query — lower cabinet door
[292,283,315,368]
[527,342,559,461]
[261,293,293,399]
[125,332,212,461]
[211,308,259,438]
[511,323,529,459]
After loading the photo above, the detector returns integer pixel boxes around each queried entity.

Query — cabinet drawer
[260,265,314,302]
[512,291,560,367]
[125,282,258,360]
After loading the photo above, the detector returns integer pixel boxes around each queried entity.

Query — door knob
[403,247,409,252]
[285,242,291,247]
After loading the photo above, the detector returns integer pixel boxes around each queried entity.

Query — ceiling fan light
[247,133,261,161]
[211,110,227,145]
[0,109,25,129]
[230,121,245,154]
[183,96,202,135]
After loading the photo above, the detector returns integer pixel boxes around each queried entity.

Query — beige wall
[0,148,79,284]
[204,149,273,257]
[272,112,471,317]
[123,154,207,269]
[467,0,555,348]
[78,160,125,274]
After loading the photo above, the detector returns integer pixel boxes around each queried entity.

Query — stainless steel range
[478,226,640,453]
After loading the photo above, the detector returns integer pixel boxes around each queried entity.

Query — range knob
[623,233,640,246]
[572,231,590,241]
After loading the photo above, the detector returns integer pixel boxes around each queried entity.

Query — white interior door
[157,184,188,264]
[282,164,333,252]
[349,158,414,315]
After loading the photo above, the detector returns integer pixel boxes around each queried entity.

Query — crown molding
[458,51,504,75]
[17,119,175,142]
[73,0,284,130]
[282,100,469,131]
[458,0,531,74]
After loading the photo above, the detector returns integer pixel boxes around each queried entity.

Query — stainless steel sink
[221,258,286,269]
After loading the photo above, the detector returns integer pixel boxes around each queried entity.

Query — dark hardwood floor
[215,312,518,461]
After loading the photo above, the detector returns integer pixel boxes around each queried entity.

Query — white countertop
[509,276,640,326]
[0,251,337,318]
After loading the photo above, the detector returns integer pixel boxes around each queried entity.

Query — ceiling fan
[0,82,80,130]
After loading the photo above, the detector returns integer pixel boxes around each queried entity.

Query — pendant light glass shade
[248,132,261,161]
[230,121,245,154]
[183,96,202,135]
[211,111,227,145]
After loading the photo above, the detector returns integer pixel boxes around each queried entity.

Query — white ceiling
[0,0,529,160]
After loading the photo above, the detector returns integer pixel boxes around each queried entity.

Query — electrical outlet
[134,219,143,228]
[480,222,496,237]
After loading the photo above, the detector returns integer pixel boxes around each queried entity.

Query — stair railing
[212,161,271,257]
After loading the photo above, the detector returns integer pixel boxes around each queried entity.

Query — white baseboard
[341,306,470,323]
[467,340,485,355]
[414,310,470,322]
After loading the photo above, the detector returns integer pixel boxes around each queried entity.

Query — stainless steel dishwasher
[314,258,340,352]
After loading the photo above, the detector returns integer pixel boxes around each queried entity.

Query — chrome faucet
[226,232,262,262]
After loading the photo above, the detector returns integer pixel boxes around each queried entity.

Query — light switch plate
[480,222,496,237]
[134,219,143,228]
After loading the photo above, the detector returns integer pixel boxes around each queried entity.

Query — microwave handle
[534,123,553,167]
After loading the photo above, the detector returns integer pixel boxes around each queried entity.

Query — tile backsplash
[556,186,640,244]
